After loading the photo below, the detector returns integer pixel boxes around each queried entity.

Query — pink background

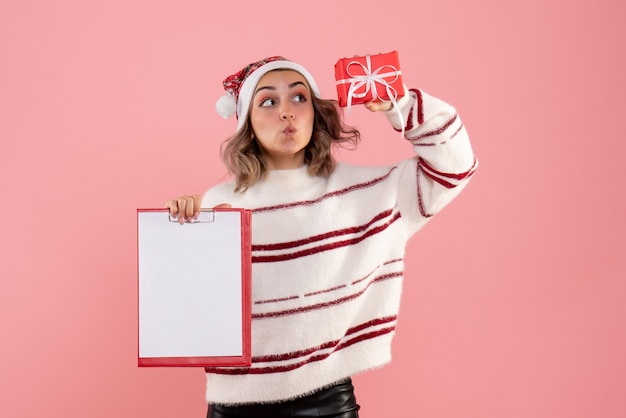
[1,0,625,417]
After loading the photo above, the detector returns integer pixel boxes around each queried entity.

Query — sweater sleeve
[384,87,478,233]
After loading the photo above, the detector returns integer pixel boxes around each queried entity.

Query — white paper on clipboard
[137,208,251,367]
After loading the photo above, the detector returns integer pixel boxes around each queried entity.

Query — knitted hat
[215,56,321,131]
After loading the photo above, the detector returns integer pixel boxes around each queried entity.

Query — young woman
[166,56,477,418]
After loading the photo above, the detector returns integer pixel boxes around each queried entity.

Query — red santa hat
[215,56,321,131]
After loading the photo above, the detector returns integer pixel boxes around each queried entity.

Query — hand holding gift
[334,51,404,111]
[363,100,393,113]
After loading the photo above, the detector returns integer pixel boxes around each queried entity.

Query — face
[249,70,314,170]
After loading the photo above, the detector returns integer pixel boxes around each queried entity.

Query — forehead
[256,69,310,89]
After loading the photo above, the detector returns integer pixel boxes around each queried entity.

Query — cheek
[301,107,314,127]
[250,113,270,134]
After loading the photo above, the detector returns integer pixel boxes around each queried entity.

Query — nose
[280,104,295,120]
[280,111,295,120]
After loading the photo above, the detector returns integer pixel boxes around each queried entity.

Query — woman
[166,56,477,417]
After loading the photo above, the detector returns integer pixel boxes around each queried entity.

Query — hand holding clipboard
[164,194,231,225]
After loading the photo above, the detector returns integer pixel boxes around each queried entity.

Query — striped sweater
[201,88,477,404]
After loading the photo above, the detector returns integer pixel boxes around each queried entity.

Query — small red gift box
[334,51,404,108]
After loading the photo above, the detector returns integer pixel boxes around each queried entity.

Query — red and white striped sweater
[201,88,477,404]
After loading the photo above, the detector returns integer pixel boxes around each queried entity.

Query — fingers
[164,199,175,213]
[193,195,203,215]
[164,199,180,219]
[364,100,393,112]
[164,197,232,225]
[177,197,189,224]
[164,194,201,225]
[180,195,195,219]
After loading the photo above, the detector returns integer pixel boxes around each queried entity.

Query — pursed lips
[282,125,296,135]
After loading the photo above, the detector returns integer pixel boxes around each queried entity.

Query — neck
[261,151,306,170]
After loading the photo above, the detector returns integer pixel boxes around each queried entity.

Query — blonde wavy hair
[221,79,361,193]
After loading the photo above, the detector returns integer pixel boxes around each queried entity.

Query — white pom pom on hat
[215,93,237,119]
[216,56,321,131]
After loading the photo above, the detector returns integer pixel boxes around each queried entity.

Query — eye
[260,98,276,107]
[292,93,308,103]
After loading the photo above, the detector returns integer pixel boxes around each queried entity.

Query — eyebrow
[253,81,308,97]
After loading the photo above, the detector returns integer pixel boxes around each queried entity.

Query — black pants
[207,378,360,418]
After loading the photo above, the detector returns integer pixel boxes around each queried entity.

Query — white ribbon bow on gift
[336,54,405,137]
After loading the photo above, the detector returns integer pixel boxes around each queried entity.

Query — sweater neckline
[265,164,309,178]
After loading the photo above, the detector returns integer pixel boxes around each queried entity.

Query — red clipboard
[137,208,252,367]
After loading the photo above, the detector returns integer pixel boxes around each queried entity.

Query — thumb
[214,203,232,209]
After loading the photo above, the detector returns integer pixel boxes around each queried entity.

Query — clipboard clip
[168,209,215,223]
